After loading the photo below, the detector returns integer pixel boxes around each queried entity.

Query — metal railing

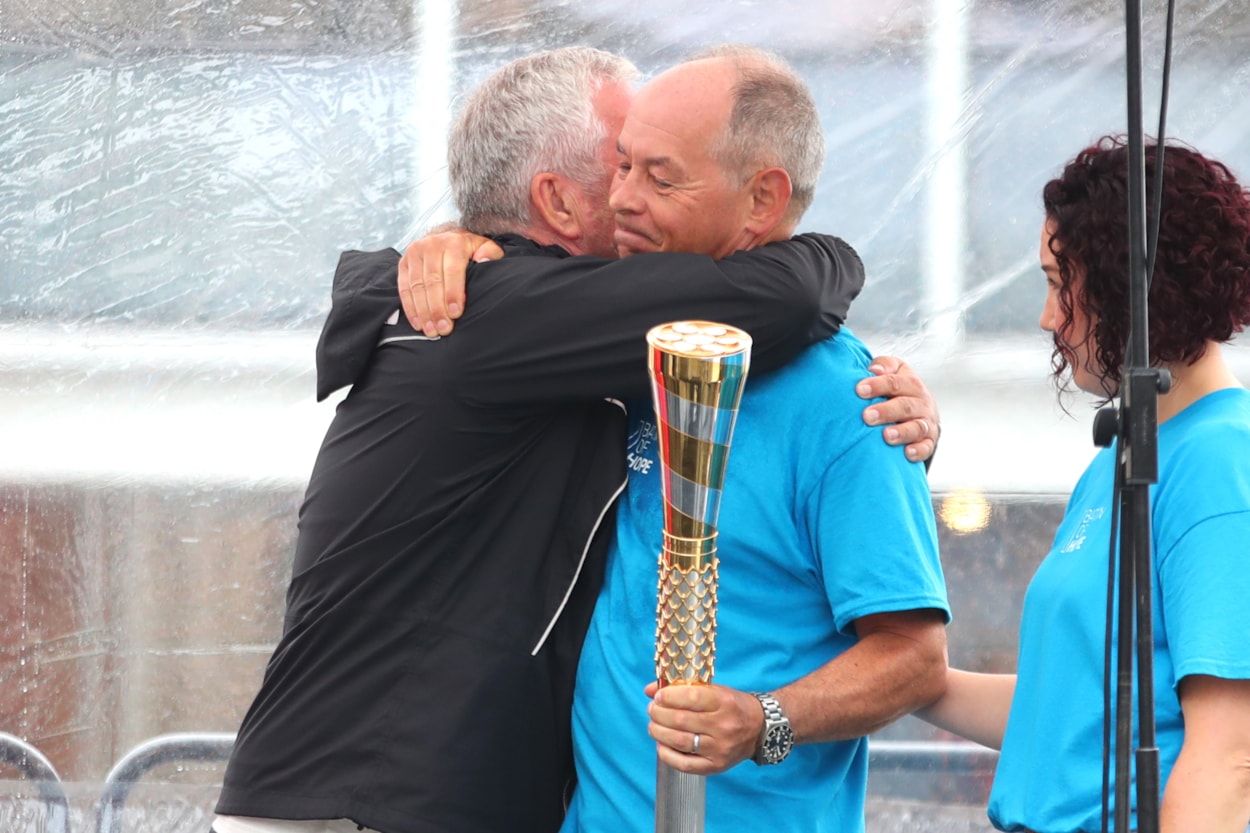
[0,731,71,833]
[1,732,994,833]
[869,739,997,773]
[94,732,235,833]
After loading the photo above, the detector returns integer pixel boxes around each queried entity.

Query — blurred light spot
[940,490,992,535]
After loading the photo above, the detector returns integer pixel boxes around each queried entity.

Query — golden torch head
[647,322,751,688]
[646,321,753,550]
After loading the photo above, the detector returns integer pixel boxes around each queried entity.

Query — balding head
[687,45,824,227]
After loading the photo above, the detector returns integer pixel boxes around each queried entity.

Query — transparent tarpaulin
[1,1,1248,830]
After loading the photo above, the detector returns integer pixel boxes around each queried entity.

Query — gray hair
[448,47,639,234]
[689,45,824,225]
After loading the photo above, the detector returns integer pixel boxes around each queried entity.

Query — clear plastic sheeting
[2,0,1250,829]
[4,0,1249,336]
[0,51,419,327]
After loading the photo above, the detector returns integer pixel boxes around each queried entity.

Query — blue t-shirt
[989,387,1250,832]
[563,331,950,833]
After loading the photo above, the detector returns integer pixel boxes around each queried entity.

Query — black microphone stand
[1092,3,1170,832]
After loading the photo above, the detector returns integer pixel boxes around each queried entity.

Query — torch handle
[654,537,717,833]
[656,762,706,833]
[654,535,719,686]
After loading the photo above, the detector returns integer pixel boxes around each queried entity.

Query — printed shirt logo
[626,412,658,476]
[1060,506,1106,553]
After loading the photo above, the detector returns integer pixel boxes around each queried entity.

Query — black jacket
[216,233,864,833]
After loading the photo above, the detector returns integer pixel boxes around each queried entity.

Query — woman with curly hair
[921,136,1250,833]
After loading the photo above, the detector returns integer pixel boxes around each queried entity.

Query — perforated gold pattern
[654,557,719,684]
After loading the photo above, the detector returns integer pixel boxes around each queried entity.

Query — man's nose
[609,171,639,214]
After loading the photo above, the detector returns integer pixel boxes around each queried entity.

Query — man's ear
[530,172,583,240]
[744,167,793,237]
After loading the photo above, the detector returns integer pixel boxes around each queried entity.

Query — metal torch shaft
[655,532,718,833]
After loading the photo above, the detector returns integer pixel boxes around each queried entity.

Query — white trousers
[212,816,369,833]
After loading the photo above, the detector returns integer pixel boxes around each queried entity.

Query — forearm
[1159,676,1250,832]
[708,233,863,375]
[463,235,862,404]
[316,248,404,400]
[776,611,947,744]
[646,611,946,774]
[914,669,1015,750]
[1161,746,1250,833]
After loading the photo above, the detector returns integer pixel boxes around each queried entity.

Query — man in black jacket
[213,47,933,833]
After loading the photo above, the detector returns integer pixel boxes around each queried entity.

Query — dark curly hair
[1042,135,1250,397]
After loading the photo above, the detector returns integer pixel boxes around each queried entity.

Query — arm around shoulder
[454,234,865,405]
[709,233,865,375]
[628,233,865,379]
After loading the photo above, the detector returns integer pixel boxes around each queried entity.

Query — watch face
[763,724,794,762]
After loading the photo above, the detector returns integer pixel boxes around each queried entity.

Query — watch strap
[750,691,794,765]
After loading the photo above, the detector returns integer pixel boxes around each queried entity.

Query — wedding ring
[691,733,701,755]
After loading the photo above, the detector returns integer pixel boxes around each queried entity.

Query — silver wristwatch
[750,692,794,765]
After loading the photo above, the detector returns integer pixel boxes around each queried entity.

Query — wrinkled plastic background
[2,1,1249,830]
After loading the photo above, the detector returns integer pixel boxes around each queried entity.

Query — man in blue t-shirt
[553,48,950,833]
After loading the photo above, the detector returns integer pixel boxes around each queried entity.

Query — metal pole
[923,0,970,355]
[1114,1,1162,832]
[410,0,457,239]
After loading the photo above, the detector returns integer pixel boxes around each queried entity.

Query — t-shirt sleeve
[1159,509,1250,683]
[800,423,951,636]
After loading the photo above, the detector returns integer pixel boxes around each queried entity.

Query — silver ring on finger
[691,733,701,755]
[917,418,929,440]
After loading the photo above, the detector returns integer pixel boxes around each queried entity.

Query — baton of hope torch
[646,321,752,833]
